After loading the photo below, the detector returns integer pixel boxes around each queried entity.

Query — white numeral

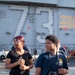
[10,5,28,37]
[36,7,53,43]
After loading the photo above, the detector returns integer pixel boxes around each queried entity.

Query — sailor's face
[13,39,23,48]
[45,39,56,51]
[57,42,60,48]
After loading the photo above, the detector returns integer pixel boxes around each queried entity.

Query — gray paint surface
[0,3,75,53]
[1,0,75,8]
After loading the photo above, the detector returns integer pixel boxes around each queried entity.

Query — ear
[54,44,57,47]
[54,44,56,46]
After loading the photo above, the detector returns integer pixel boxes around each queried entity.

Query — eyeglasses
[12,39,21,44]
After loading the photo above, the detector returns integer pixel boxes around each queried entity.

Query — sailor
[35,35,68,75]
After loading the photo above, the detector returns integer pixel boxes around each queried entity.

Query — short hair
[13,35,25,43]
[45,34,58,46]
[57,39,60,43]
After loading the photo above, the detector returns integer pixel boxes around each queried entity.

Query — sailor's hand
[20,58,25,65]
[20,65,25,70]
[58,68,68,74]
[20,65,29,70]
[17,57,22,65]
